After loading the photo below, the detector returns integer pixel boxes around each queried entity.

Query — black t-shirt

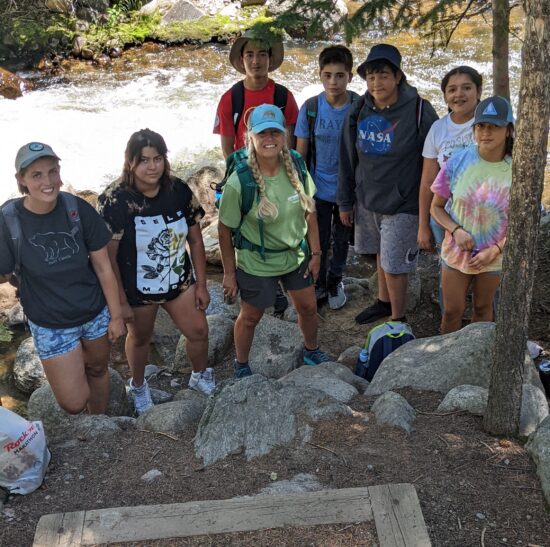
[97,178,204,306]
[0,196,111,328]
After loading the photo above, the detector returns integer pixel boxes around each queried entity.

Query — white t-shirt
[422,113,475,167]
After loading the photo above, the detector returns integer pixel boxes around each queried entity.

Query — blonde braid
[247,141,279,221]
[281,146,316,213]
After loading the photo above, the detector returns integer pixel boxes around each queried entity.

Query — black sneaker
[355,299,391,325]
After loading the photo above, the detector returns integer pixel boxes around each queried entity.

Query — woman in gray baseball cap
[0,142,126,414]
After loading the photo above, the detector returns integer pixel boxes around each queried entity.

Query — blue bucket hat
[357,44,402,80]
[474,96,514,127]
[248,104,286,134]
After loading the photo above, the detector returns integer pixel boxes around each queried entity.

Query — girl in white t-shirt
[417,66,483,252]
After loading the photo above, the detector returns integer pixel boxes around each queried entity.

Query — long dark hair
[441,66,482,114]
[120,128,173,190]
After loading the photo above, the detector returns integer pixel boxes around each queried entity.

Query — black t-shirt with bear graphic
[97,178,204,306]
[0,196,111,328]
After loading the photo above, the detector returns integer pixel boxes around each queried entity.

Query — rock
[46,0,74,13]
[174,314,233,373]
[81,47,94,60]
[279,364,359,403]
[153,307,181,369]
[185,166,221,224]
[135,397,205,434]
[344,283,368,302]
[526,416,550,505]
[366,323,543,396]
[5,302,23,327]
[110,416,136,430]
[144,364,161,379]
[520,384,549,437]
[437,385,488,416]
[371,391,416,433]
[195,375,351,465]
[13,338,46,394]
[343,276,370,289]
[203,219,221,266]
[367,271,420,312]
[266,0,347,39]
[150,388,173,405]
[0,67,27,100]
[72,35,86,56]
[173,387,208,406]
[27,368,132,440]
[205,280,239,318]
[79,0,109,11]
[66,415,122,439]
[161,0,205,25]
[140,0,176,16]
[317,361,369,392]
[255,473,323,496]
[338,346,362,369]
[141,469,163,482]
[247,314,303,378]
[283,305,298,323]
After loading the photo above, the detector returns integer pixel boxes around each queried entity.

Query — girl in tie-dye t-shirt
[430,96,513,334]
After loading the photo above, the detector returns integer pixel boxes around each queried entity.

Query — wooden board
[369,484,431,547]
[33,483,431,547]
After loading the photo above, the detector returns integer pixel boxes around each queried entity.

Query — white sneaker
[189,370,214,396]
[127,378,154,415]
[328,281,347,310]
[202,367,216,392]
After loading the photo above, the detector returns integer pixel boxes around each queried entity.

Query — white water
[0,32,522,205]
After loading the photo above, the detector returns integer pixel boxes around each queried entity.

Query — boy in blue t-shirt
[295,45,358,310]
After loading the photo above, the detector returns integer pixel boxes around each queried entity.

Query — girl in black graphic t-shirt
[0,142,126,415]
[98,129,214,414]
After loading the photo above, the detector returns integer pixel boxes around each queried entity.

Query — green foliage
[0,322,13,344]
[115,0,148,13]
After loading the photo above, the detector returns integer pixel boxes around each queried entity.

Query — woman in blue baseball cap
[430,96,514,333]
[0,142,126,415]
[218,104,332,377]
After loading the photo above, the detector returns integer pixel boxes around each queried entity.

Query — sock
[304,346,319,352]
[378,299,392,308]
[234,359,249,369]
[391,316,407,322]
[191,371,202,379]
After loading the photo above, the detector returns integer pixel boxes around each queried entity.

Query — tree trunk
[484,0,550,436]
[492,0,510,97]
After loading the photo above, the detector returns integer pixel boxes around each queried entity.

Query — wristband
[495,242,503,253]
[451,225,462,236]
[311,251,322,256]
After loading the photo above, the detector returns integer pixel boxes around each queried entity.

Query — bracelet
[495,242,503,253]
[451,225,462,236]
[311,251,322,256]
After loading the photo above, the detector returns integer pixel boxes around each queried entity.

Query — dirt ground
[1,244,550,547]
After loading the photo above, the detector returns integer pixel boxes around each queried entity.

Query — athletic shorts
[27,305,110,361]
[358,209,419,274]
[236,261,313,309]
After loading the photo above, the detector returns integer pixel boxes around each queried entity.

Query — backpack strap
[59,192,81,238]
[1,199,23,279]
[305,95,319,171]
[231,81,246,135]
[273,83,288,111]
[416,95,424,133]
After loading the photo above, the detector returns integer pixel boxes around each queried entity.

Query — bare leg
[384,271,409,319]
[41,346,89,414]
[234,300,264,363]
[376,255,390,302]
[441,267,472,334]
[163,285,208,372]
[288,285,318,349]
[472,273,501,323]
[81,334,111,414]
[125,304,158,386]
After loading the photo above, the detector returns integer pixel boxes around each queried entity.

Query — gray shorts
[356,206,419,274]
[236,261,313,309]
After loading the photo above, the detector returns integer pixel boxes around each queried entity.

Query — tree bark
[484,0,550,436]
[492,0,510,97]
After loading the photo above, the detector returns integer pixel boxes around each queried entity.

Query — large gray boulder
[366,323,543,396]
[247,314,303,378]
[195,375,352,465]
[174,314,234,373]
[161,0,204,24]
[205,281,239,318]
[278,364,359,403]
[140,0,175,16]
[371,391,416,433]
[13,338,45,394]
[317,361,369,392]
[6,302,25,327]
[27,368,132,440]
[526,416,550,505]
[437,383,548,437]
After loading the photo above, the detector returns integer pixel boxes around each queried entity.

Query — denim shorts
[27,305,110,361]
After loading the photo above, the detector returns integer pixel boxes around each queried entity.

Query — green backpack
[213,147,310,260]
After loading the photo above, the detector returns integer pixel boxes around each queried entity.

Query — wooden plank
[34,511,86,547]
[369,483,431,547]
[79,487,373,545]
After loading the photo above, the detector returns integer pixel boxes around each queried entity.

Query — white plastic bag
[0,407,50,495]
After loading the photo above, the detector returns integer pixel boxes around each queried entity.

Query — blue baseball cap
[248,104,286,134]
[357,43,402,80]
[474,96,514,127]
[15,142,60,172]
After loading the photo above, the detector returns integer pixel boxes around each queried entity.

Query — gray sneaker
[328,281,346,310]
[127,378,154,415]
[189,371,214,396]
